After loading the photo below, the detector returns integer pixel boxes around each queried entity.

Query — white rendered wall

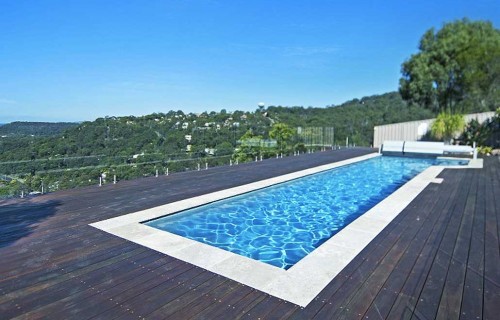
[373,111,495,148]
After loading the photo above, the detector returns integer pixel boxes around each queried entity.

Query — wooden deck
[0,148,498,319]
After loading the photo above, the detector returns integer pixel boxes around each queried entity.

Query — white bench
[443,145,473,154]
[381,140,477,159]
[403,141,444,155]
[380,140,405,153]
[443,144,477,159]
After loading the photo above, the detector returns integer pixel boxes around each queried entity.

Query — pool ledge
[90,153,480,307]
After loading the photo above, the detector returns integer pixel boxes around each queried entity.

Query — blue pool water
[145,156,467,269]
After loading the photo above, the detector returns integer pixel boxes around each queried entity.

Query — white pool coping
[90,153,482,307]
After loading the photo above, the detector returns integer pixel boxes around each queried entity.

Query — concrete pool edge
[90,153,481,307]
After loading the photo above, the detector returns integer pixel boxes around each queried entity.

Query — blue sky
[0,0,498,122]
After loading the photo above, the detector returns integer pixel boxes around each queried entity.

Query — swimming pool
[144,156,468,269]
[92,153,480,306]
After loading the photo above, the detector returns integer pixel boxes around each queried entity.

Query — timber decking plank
[0,240,141,295]
[0,229,127,275]
[189,286,260,319]
[18,258,185,320]
[225,291,269,320]
[361,180,459,319]
[333,183,446,319]
[458,168,485,320]
[164,279,245,319]
[240,295,289,319]
[435,170,478,319]
[185,284,256,319]
[0,249,161,319]
[73,261,194,320]
[264,301,300,320]
[0,247,151,319]
[410,170,473,320]
[384,170,470,319]
[111,266,208,318]
[145,274,231,318]
[0,246,147,310]
[483,159,500,320]
[0,225,115,265]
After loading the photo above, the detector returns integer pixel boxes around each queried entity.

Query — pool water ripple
[145,156,467,269]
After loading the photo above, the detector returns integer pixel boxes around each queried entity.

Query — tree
[215,141,233,156]
[399,19,500,114]
[233,130,262,162]
[269,123,294,151]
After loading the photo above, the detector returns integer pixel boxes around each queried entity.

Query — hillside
[0,92,434,161]
[0,122,78,137]
[266,92,434,143]
[0,91,439,196]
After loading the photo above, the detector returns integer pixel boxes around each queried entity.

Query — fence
[297,127,336,147]
[0,125,359,198]
[373,112,495,148]
[0,145,348,199]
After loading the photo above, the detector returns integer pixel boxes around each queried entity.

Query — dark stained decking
[0,148,498,319]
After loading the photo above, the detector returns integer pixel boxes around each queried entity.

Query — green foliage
[294,143,307,153]
[0,122,78,136]
[269,123,294,151]
[267,92,434,146]
[431,113,465,141]
[490,108,500,147]
[0,91,445,197]
[461,108,500,147]
[233,130,262,162]
[399,19,500,114]
[461,119,490,146]
[478,146,493,155]
[215,141,234,156]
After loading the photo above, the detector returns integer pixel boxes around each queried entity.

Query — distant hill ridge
[0,91,441,162]
[0,122,79,136]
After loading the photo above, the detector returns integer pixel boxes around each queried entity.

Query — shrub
[431,113,465,142]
